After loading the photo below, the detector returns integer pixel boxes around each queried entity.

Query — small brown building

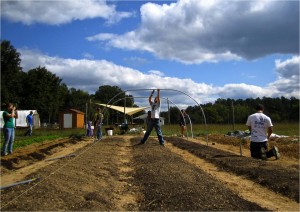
[59,109,85,129]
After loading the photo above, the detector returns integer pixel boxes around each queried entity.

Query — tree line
[1,40,135,124]
[160,97,299,125]
[1,40,299,125]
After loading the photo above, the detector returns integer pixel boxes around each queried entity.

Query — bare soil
[1,135,299,211]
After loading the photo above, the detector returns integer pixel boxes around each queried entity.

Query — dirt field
[1,135,299,211]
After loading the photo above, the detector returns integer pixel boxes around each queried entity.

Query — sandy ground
[1,135,299,211]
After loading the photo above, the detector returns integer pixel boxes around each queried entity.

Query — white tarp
[96,103,150,116]
[0,110,40,128]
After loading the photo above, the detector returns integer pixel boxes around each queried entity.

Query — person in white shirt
[246,104,280,160]
[139,89,164,146]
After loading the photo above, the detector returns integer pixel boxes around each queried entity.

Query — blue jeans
[96,124,102,140]
[141,119,164,144]
[2,128,15,154]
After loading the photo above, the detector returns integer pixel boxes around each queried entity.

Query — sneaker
[273,146,281,160]
[160,143,165,147]
[260,147,267,160]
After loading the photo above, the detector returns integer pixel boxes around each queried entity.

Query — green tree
[57,83,69,110]
[214,103,230,123]
[1,40,24,106]
[94,85,133,106]
[65,87,90,112]
[94,85,134,124]
[22,66,63,123]
[161,106,181,124]
[203,104,220,124]
[289,97,299,122]
[234,104,249,123]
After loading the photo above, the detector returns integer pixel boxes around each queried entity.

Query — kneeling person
[246,104,280,160]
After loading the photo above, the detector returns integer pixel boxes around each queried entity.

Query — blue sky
[1,0,299,107]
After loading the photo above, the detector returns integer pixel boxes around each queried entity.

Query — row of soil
[2,135,299,211]
[168,137,299,202]
[1,135,86,173]
[1,137,132,211]
[129,137,266,211]
[2,136,268,211]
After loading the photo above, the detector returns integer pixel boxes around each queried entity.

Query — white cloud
[87,0,299,64]
[123,56,149,67]
[1,0,132,25]
[216,83,269,99]
[148,70,165,77]
[275,56,300,79]
[86,33,117,41]
[268,56,300,97]
[19,49,299,107]
[82,52,94,60]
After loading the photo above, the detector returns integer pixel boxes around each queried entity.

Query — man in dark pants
[24,111,33,136]
[139,89,164,146]
[246,104,280,160]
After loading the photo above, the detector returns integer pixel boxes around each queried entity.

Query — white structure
[0,110,40,128]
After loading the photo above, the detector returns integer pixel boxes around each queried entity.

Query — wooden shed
[59,109,85,129]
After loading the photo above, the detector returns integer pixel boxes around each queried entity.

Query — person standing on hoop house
[139,89,165,146]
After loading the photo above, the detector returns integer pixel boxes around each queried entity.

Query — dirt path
[166,140,299,211]
[1,135,299,211]
[111,137,140,210]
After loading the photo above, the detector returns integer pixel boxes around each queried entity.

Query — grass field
[1,128,85,149]
[0,123,298,150]
[161,123,299,137]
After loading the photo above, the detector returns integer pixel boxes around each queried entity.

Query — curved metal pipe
[101,96,193,139]
[101,88,207,144]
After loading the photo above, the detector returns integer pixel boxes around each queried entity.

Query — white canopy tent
[0,110,40,128]
[95,103,150,116]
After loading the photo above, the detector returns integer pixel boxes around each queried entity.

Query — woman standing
[2,103,18,156]
[179,109,188,137]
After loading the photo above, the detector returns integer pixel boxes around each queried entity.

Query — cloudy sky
[2,0,299,107]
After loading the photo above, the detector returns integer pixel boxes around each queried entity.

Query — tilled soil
[169,137,299,202]
[1,136,299,211]
[130,137,265,211]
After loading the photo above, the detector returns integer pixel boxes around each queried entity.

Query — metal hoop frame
[101,88,208,145]
[101,96,194,139]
